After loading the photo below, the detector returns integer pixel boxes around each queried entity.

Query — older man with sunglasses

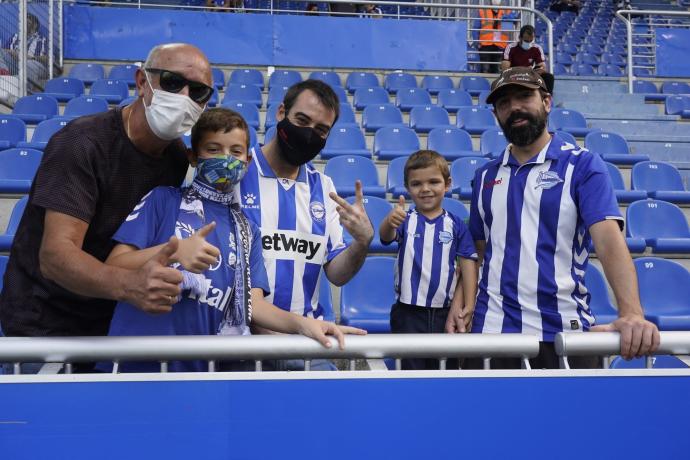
[0,44,213,357]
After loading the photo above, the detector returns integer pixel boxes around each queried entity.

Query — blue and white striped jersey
[469,137,623,341]
[236,146,348,318]
[386,209,477,309]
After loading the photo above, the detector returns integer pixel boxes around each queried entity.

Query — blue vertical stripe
[500,166,524,333]
[409,214,426,306]
[472,168,498,332]
[424,216,444,307]
[536,161,565,340]
[273,183,296,312]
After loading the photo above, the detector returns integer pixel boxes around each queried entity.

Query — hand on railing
[590,315,660,360]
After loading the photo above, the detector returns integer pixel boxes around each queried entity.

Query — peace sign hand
[328,180,374,246]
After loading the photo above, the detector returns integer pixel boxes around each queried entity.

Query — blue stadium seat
[553,63,569,76]
[229,69,264,89]
[43,77,85,102]
[0,196,28,251]
[441,197,469,221]
[585,263,618,325]
[208,88,219,108]
[68,63,105,85]
[664,96,690,117]
[627,200,690,253]
[451,157,490,199]
[309,71,341,88]
[555,52,574,66]
[437,89,473,113]
[610,355,689,369]
[223,84,263,107]
[409,105,451,133]
[211,67,225,89]
[0,116,26,150]
[11,95,58,124]
[108,64,138,87]
[600,53,626,66]
[336,104,357,127]
[373,126,420,160]
[17,119,68,151]
[457,107,496,135]
[480,127,508,158]
[576,52,600,66]
[119,96,137,107]
[268,70,302,89]
[340,256,396,332]
[267,85,289,105]
[220,101,260,130]
[0,255,7,293]
[631,161,690,204]
[362,104,404,133]
[346,71,379,93]
[264,125,276,145]
[63,96,110,119]
[421,75,453,95]
[320,125,370,159]
[396,88,432,112]
[324,155,385,198]
[477,90,491,107]
[604,162,647,203]
[427,127,477,159]
[264,104,279,130]
[459,76,490,96]
[386,157,408,199]
[384,72,417,93]
[344,196,395,253]
[549,108,592,137]
[661,81,690,95]
[600,64,624,77]
[573,64,596,76]
[0,148,42,194]
[353,87,389,110]
[89,79,129,104]
[584,131,648,165]
[553,130,578,146]
[331,85,349,105]
[634,257,690,330]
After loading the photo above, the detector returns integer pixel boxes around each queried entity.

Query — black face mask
[275,117,327,166]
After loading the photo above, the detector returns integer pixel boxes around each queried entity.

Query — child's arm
[380,195,407,243]
[445,258,479,333]
[106,222,220,273]
[250,288,367,349]
[445,263,467,333]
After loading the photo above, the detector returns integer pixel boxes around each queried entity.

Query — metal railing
[555,331,690,369]
[0,333,540,373]
[615,9,690,94]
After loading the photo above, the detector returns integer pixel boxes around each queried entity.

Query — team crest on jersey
[438,231,453,244]
[534,171,563,190]
[309,201,326,223]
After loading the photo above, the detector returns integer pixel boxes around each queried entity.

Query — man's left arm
[325,180,374,286]
[589,221,660,359]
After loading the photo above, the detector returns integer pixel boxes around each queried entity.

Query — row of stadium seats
[339,256,690,332]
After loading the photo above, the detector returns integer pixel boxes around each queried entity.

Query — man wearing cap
[501,25,554,94]
[464,67,659,368]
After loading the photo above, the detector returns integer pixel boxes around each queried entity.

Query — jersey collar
[253,144,308,183]
[501,134,560,167]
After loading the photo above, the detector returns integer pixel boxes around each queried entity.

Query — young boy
[380,150,478,370]
[102,108,364,372]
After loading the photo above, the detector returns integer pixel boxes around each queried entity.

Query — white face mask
[143,73,204,141]
[521,40,533,50]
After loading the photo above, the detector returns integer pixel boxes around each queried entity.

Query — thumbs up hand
[387,195,408,230]
[127,236,184,314]
[174,221,221,273]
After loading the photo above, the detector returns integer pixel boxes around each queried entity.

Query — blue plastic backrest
[451,157,490,189]
[4,195,29,235]
[373,126,419,152]
[30,118,68,143]
[634,257,690,315]
[340,256,397,321]
[584,263,617,316]
[585,131,629,155]
[631,161,686,192]
[0,116,26,145]
[603,162,625,191]
[626,200,690,239]
[324,126,367,150]
[324,155,379,187]
[428,127,473,152]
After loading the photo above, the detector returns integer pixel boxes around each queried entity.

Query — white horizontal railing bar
[0,334,540,363]
[555,331,690,357]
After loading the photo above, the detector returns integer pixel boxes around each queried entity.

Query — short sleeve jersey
[385,209,477,308]
[105,186,269,372]
[235,145,348,318]
[503,42,546,68]
[0,108,188,336]
[468,137,622,341]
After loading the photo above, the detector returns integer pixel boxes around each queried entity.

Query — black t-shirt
[0,107,188,336]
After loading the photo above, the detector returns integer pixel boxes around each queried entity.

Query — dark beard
[499,110,547,147]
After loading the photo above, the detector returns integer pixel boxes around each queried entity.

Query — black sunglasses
[145,68,214,104]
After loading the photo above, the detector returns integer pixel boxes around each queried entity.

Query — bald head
[144,43,212,87]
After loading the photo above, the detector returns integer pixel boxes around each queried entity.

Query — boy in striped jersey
[468,67,659,368]
[380,150,478,370]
